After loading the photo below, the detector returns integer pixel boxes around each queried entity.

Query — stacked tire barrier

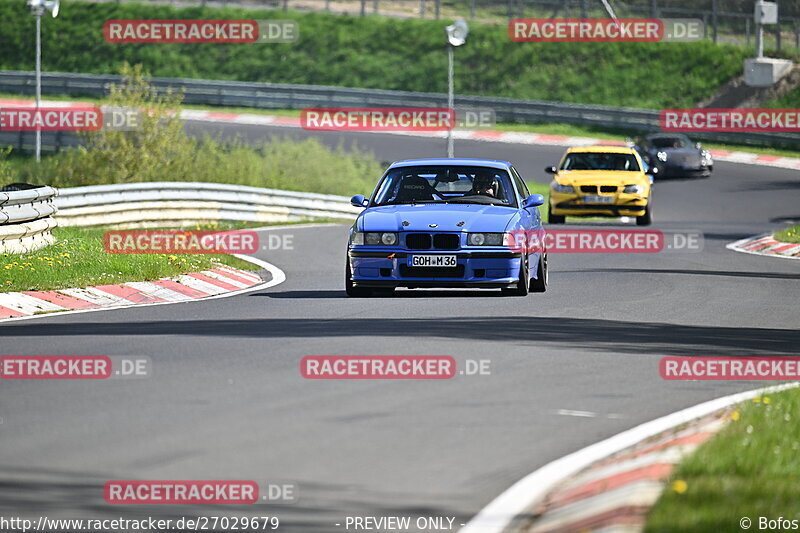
[0,186,58,254]
[53,182,362,227]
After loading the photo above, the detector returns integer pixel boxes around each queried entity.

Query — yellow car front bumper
[549,191,649,217]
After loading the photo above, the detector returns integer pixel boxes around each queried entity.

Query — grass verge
[644,387,800,533]
[1,225,260,293]
[773,224,800,244]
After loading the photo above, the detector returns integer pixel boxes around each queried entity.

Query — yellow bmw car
[546,146,653,226]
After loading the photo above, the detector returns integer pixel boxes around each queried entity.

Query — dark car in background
[633,134,713,179]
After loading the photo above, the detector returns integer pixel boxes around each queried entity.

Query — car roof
[565,145,637,154]
[388,158,512,170]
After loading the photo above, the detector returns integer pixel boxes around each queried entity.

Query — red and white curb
[522,413,726,532]
[0,262,275,322]
[460,383,799,533]
[727,234,800,260]
[3,98,800,172]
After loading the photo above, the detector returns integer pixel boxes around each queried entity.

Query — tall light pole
[445,19,468,158]
[26,0,59,163]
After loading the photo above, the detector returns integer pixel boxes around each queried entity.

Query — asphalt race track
[1,123,798,531]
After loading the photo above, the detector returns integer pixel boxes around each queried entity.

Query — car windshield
[372,165,517,207]
[560,152,641,172]
[650,136,690,149]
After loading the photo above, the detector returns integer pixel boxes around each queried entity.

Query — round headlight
[470,233,485,245]
[381,232,397,245]
[657,151,668,162]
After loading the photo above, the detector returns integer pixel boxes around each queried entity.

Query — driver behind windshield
[469,172,496,197]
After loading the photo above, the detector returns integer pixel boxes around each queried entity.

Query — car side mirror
[350,194,368,208]
[545,166,557,174]
[522,194,545,209]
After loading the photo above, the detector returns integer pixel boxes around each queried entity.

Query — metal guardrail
[1,70,798,150]
[0,186,59,253]
[54,182,361,227]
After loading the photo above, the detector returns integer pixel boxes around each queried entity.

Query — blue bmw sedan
[346,158,548,297]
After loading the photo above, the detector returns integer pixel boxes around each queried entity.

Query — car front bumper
[549,191,649,217]
[658,163,712,178]
[348,249,526,289]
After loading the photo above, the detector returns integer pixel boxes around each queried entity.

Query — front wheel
[548,204,565,224]
[345,261,372,297]
[502,256,530,297]
[529,254,548,293]
[636,205,652,226]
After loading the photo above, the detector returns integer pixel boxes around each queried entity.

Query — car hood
[555,170,647,185]
[360,203,517,233]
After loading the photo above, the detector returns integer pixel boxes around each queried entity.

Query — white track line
[460,382,800,533]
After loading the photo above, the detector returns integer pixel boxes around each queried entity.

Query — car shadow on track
[252,290,348,299]
[3,317,798,357]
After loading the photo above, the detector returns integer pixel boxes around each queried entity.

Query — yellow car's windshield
[561,152,641,172]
